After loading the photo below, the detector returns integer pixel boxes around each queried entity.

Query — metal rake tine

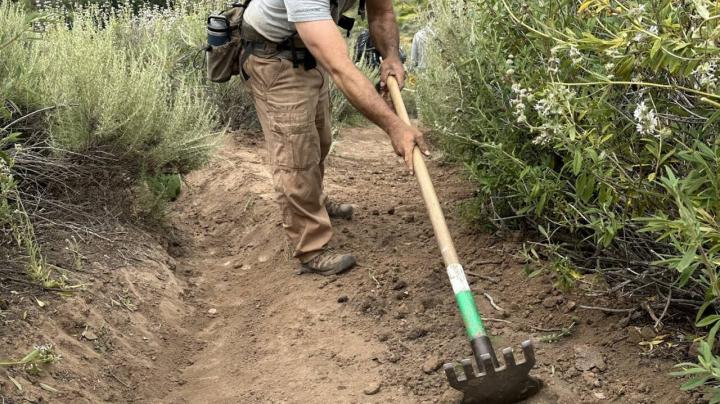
[480,353,496,375]
[461,358,475,380]
[521,340,536,364]
[502,347,516,367]
[443,363,461,383]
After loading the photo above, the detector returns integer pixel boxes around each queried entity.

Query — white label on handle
[447,264,470,294]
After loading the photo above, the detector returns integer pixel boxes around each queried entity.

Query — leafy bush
[418,0,720,396]
[0,0,254,283]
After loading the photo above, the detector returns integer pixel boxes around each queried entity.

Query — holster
[241,22,317,78]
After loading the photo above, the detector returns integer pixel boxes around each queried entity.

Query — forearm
[368,7,400,60]
[295,19,405,134]
[329,63,404,133]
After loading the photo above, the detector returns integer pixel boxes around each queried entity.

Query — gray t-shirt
[244,0,357,43]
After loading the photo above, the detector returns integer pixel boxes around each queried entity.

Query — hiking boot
[326,199,354,220]
[299,251,357,276]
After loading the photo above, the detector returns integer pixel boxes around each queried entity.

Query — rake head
[443,339,541,404]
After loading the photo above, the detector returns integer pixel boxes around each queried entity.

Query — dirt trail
[0,125,696,403]
[137,126,692,404]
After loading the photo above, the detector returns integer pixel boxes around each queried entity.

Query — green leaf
[709,320,720,351]
[572,149,582,175]
[693,0,711,19]
[696,314,720,328]
[681,376,710,390]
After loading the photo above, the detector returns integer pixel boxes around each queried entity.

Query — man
[353,28,406,70]
[242,0,428,276]
[410,17,433,71]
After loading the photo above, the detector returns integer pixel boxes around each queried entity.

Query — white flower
[648,25,659,35]
[633,100,659,135]
[628,4,646,17]
[692,61,718,90]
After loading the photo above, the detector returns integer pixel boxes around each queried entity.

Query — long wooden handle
[386,77,460,267]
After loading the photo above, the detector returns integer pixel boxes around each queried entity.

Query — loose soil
[0,125,702,403]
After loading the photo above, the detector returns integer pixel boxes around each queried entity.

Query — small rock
[371,209,380,216]
[363,382,381,395]
[391,280,407,290]
[258,255,269,263]
[640,326,656,340]
[581,371,596,388]
[387,207,395,215]
[407,327,428,340]
[627,326,643,344]
[422,356,443,374]
[401,214,415,223]
[563,301,577,313]
[593,391,606,400]
[82,330,98,341]
[337,295,349,303]
[208,308,218,315]
[574,344,606,372]
[542,296,557,308]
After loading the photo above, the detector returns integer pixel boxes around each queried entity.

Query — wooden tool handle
[386,76,460,267]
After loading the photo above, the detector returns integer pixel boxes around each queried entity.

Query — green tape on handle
[455,290,486,339]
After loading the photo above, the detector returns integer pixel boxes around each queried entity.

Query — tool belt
[241,22,317,77]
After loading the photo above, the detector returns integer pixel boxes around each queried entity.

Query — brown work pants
[243,54,333,263]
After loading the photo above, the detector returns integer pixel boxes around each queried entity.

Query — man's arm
[365,0,404,90]
[295,20,428,173]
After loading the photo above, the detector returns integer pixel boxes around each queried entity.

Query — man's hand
[380,55,405,93]
[388,122,430,174]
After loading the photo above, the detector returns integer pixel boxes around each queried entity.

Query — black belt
[241,23,317,73]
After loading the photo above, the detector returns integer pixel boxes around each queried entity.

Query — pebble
[640,326,656,340]
[422,356,443,374]
[337,295,349,303]
[542,296,557,308]
[627,327,643,344]
[208,308,218,315]
[82,330,98,341]
[574,344,606,372]
[391,280,407,290]
[363,382,381,395]
[387,207,395,215]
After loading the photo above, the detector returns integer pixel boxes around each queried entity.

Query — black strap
[337,15,355,37]
[358,0,366,20]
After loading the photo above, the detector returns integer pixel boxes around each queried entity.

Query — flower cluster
[633,100,659,136]
[510,83,533,124]
[693,61,718,91]
[534,85,574,117]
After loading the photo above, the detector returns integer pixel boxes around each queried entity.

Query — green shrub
[0,0,250,283]
[418,0,720,396]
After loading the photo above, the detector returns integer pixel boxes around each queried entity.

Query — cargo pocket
[269,111,320,170]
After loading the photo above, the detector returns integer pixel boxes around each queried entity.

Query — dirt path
[134,126,693,404]
[0,125,696,403]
